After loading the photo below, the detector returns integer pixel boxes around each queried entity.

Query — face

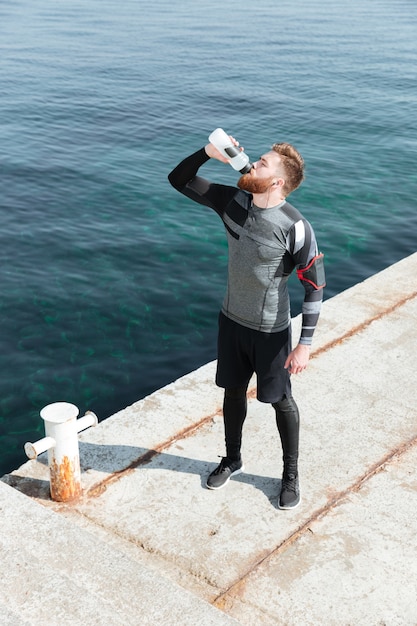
[238,151,285,194]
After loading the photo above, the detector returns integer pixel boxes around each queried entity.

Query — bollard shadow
[3,474,51,500]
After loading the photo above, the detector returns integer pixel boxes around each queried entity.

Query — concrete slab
[0,605,31,626]
[0,480,240,626]
[218,443,417,625]
[3,252,417,625]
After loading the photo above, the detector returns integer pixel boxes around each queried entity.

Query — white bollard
[24,402,98,502]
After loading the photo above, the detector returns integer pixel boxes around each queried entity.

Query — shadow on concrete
[79,441,279,505]
[4,474,51,500]
[4,442,279,505]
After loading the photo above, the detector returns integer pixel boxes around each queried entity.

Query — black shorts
[215,312,292,404]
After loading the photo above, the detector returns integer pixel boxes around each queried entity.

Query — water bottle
[208,128,252,174]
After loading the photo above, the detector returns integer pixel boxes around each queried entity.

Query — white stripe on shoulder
[293,220,306,254]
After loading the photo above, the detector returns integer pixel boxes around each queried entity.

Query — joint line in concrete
[212,430,417,610]
[311,291,417,359]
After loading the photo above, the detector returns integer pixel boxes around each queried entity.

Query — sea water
[0,0,416,476]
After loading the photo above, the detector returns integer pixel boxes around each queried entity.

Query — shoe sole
[206,466,244,490]
[278,495,301,510]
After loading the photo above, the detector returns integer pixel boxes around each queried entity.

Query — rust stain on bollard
[50,456,81,502]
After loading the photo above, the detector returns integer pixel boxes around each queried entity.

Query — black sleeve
[168,148,210,191]
[168,148,237,216]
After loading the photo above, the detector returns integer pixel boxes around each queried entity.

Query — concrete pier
[2,252,417,625]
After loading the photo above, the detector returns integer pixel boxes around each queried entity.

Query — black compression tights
[223,385,248,461]
[223,387,300,471]
[272,395,300,473]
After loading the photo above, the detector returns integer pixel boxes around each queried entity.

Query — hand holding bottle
[205,138,235,162]
[206,128,252,174]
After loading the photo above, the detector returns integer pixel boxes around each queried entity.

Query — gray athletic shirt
[168,148,324,344]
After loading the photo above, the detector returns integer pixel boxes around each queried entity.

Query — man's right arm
[168,148,237,214]
[168,148,211,192]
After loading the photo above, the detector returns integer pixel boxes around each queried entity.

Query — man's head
[238,142,304,198]
[271,143,304,196]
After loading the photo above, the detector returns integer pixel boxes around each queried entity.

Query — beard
[237,173,276,194]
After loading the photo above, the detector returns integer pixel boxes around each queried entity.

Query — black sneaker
[206,457,244,490]
[278,473,300,510]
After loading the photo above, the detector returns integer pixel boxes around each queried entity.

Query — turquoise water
[1,0,416,476]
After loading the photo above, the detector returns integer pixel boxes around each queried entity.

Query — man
[168,133,325,509]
